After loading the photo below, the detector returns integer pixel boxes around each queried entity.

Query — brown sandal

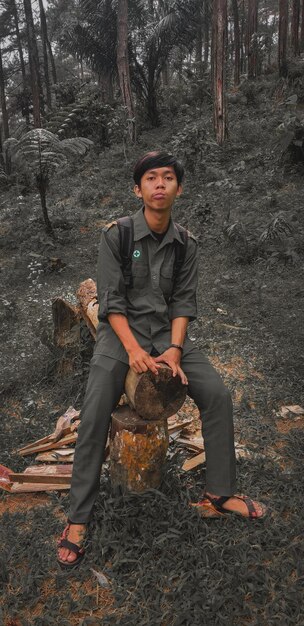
[191,493,267,519]
[57,523,86,570]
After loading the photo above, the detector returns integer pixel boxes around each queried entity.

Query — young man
[57,151,266,569]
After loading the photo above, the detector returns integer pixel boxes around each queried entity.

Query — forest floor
[0,74,304,625]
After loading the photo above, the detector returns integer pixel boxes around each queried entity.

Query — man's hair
[133,151,184,186]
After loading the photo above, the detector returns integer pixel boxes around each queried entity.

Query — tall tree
[0,43,9,141]
[23,0,42,126]
[38,0,52,110]
[204,0,210,69]
[117,0,136,141]
[291,0,300,55]
[10,0,30,128]
[231,0,241,85]
[247,0,258,79]
[278,0,288,76]
[212,0,228,145]
[301,0,304,52]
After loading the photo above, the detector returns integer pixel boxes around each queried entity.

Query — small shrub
[224,211,298,265]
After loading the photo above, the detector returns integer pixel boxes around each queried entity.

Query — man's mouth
[153,194,166,199]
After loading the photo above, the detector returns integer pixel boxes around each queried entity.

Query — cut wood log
[76,278,99,338]
[110,405,169,493]
[125,364,187,420]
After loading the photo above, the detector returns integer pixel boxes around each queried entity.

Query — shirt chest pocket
[160,262,174,297]
[131,262,149,289]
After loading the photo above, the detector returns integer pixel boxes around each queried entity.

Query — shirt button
[152,275,157,280]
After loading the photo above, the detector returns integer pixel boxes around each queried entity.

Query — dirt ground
[1,77,304,625]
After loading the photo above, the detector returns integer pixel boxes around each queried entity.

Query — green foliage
[224,212,298,265]
[276,113,304,164]
[171,115,208,172]
[46,85,129,150]
[0,164,8,186]
[5,129,93,234]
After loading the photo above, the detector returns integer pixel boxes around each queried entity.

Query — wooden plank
[35,449,75,462]
[167,419,193,433]
[11,483,71,492]
[0,464,71,492]
[176,437,205,452]
[182,451,206,471]
[10,464,72,484]
[17,409,80,454]
[18,432,77,456]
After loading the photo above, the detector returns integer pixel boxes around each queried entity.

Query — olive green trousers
[68,349,236,523]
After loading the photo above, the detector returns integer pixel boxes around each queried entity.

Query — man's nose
[156,177,165,187]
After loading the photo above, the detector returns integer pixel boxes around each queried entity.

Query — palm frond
[59,138,93,156]
[259,213,293,245]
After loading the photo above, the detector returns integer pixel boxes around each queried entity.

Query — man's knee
[191,375,232,413]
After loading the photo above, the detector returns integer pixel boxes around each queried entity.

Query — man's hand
[155,348,188,385]
[128,347,160,375]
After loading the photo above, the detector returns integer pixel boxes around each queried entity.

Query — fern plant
[5,129,93,235]
[224,212,296,264]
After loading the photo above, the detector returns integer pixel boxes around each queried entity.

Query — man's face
[134,166,182,211]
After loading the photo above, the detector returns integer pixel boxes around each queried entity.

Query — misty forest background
[1,1,304,625]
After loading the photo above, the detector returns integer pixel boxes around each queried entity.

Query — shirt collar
[133,207,184,245]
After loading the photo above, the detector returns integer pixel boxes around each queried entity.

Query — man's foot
[191,492,267,519]
[57,523,87,568]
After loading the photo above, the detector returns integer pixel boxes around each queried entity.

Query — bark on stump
[52,297,80,375]
[110,405,169,493]
[110,367,186,493]
[125,364,187,420]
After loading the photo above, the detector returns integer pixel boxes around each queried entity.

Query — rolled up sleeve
[168,237,198,321]
[97,226,128,320]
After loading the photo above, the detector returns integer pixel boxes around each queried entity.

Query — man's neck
[143,206,172,233]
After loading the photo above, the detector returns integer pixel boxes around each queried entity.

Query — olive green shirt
[95,207,198,364]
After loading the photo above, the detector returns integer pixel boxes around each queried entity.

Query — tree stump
[125,364,187,420]
[52,297,80,375]
[110,405,169,493]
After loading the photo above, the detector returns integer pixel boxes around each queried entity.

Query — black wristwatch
[169,343,183,353]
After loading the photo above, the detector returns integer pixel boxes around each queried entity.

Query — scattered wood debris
[17,406,80,456]
[279,404,304,419]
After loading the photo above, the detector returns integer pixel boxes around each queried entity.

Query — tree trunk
[195,1,203,77]
[212,0,228,145]
[247,0,259,79]
[38,0,52,110]
[117,0,136,141]
[0,45,9,142]
[46,39,57,84]
[11,0,30,128]
[204,0,210,69]
[301,0,304,52]
[240,0,246,73]
[38,178,53,235]
[278,0,289,77]
[291,0,300,55]
[231,0,241,86]
[23,0,43,126]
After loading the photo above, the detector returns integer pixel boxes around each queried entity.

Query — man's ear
[134,184,142,198]
[176,184,183,197]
